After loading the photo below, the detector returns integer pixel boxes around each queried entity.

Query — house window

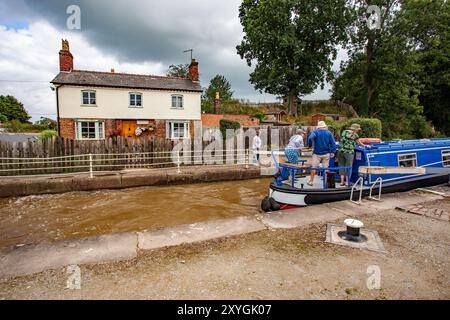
[171,95,183,109]
[76,121,104,140]
[442,150,450,166]
[168,121,189,139]
[129,93,142,108]
[82,90,96,105]
[398,153,417,167]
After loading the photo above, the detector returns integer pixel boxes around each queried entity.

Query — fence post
[177,151,181,174]
[89,153,93,178]
[245,149,249,169]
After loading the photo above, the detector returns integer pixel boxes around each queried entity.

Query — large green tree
[332,0,441,138]
[203,75,233,102]
[397,0,450,135]
[0,95,31,123]
[236,0,352,116]
[166,64,189,78]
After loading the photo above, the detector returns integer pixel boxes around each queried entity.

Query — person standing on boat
[285,128,306,164]
[307,121,337,186]
[252,129,262,162]
[338,123,372,186]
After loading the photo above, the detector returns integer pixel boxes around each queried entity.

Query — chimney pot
[59,39,73,72]
[188,58,199,82]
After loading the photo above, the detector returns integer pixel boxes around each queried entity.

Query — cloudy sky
[0,0,345,121]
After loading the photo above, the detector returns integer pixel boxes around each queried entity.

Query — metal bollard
[177,151,181,174]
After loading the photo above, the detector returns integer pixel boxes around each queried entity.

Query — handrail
[369,177,383,201]
[350,176,364,205]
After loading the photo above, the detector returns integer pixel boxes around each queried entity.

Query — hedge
[219,119,241,138]
[325,118,382,139]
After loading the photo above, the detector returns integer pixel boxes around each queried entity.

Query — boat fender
[269,197,281,211]
[261,196,272,212]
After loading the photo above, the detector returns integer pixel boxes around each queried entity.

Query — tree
[0,95,31,123]
[397,0,450,135]
[236,0,352,116]
[35,117,57,130]
[203,75,233,102]
[332,0,447,138]
[166,64,189,78]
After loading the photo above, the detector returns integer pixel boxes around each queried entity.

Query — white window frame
[398,153,417,168]
[81,90,96,106]
[129,92,143,108]
[168,121,189,139]
[75,120,105,140]
[171,94,184,109]
[442,150,450,167]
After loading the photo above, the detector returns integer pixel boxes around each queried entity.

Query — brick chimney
[59,39,73,72]
[188,58,199,82]
[214,91,221,114]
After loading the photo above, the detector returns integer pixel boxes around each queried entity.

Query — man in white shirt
[252,129,262,162]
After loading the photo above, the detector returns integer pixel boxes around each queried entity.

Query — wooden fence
[0,126,298,176]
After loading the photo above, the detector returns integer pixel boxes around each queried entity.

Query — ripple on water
[0,178,272,249]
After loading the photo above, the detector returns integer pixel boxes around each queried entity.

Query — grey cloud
[22,0,267,100]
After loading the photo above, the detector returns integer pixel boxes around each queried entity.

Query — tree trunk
[287,93,298,117]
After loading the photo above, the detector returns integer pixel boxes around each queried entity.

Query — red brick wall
[59,51,73,72]
[201,114,260,128]
[59,118,75,139]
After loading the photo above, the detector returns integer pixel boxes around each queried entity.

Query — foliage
[38,130,57,140]
[203,75,233,103]
[237,0,353,116]
[331,0,441,139]
[166,64,189,78]
[253,112,266,121]
[219,119,241,138]
[0,114,7,123]
[342,118,382,139]
[35,117,57,130]
[0,95,31,123]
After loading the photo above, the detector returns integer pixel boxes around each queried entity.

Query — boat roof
[358,138,450,152]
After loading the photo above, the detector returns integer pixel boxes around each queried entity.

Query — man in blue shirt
[307,121,337,186]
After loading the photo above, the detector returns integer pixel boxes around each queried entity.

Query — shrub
[0,114,7,123]
[324,120,344,138]
[38,130,57,140]
[219,119,240,138]
[342,118,382,138]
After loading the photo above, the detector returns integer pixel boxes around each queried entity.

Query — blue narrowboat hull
[269,173,449,205]
[266,138,450,208]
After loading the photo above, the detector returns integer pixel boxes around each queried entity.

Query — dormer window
[82,90,96,105]
[171,94,183,109]
[129,93,142,108]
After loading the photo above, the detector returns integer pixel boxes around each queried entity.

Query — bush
[219,119,240,138]
[324,120,344,138]
[0,114,7,123]
[38,130,57,140]
[342,118,382,138]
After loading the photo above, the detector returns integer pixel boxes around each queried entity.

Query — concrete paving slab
[259,205,345,229]
[137,216,266,250]
[0,232,138,278]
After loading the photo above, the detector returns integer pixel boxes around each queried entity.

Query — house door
[122,120,137,138]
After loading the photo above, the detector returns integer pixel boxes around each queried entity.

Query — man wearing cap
[307,121,337,186]
[338,123,372,186]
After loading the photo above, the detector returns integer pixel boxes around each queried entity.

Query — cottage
[51,40,202,140]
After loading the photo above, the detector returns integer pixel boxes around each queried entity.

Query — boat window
[442,150,450,166]
[398,153,417,167]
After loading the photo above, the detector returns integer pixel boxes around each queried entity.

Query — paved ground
[0,193,448,299]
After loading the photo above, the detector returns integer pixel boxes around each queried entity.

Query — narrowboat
[262,138,450,211]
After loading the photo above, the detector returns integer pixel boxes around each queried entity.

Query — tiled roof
[51,70,202,92]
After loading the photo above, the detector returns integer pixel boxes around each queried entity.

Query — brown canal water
[0,178,272,249]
